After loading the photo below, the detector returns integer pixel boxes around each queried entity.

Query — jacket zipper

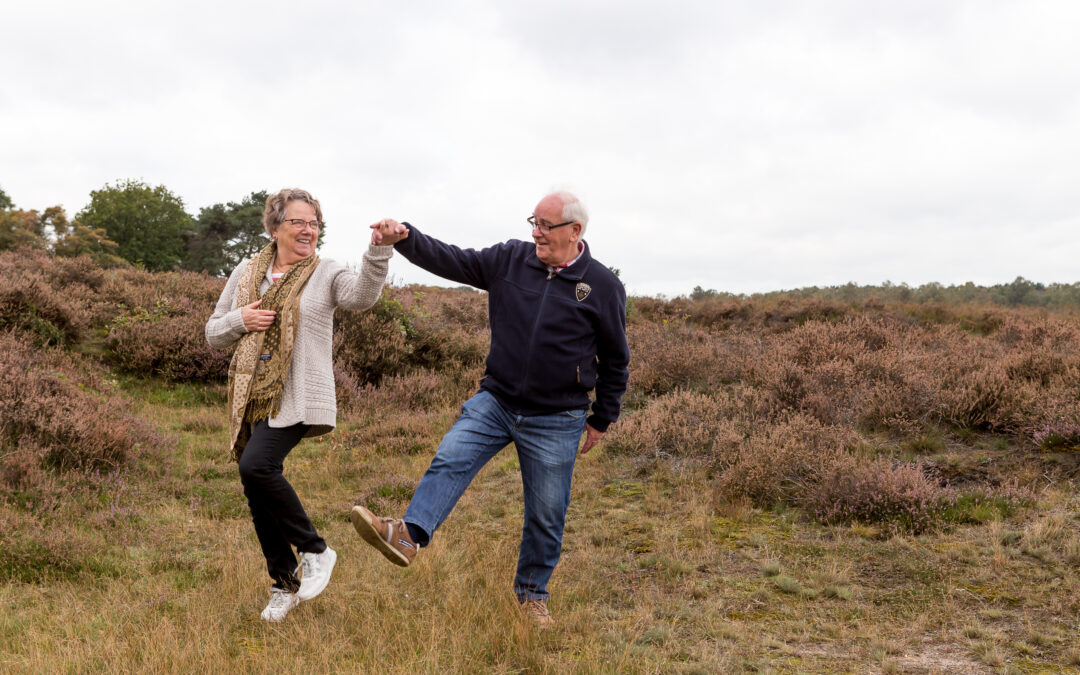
[520,276,554,395]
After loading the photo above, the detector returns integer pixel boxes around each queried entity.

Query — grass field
[2,377,1079,674]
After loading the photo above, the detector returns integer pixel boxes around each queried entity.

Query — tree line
[691,275,1080,310]
[0,180,271,276]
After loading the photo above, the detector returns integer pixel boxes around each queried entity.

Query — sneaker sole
[296,548,336,601]
[350,506,411,567]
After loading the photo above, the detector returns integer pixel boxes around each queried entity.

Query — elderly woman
[205,188,407,622]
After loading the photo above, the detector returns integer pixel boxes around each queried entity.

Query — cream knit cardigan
[205,245,394,437]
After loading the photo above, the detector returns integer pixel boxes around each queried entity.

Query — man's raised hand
[370,219,409,246]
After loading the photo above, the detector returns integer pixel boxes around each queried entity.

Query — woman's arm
[205,263,250,348]
[332,245,394,310]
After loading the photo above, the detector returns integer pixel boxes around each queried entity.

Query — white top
[205,245,394,435]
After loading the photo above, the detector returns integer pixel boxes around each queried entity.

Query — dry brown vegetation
[1,248,1079,672]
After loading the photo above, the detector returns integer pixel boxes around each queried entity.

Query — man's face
[531,194,581,267]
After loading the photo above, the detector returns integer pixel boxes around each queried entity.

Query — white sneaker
[296,547,337,601]
[260,587,299,622]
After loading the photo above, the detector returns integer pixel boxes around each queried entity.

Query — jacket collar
[525,240,592,281]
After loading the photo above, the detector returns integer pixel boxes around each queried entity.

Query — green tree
[0,203,48,251]
[1002,276,1043,306]
[49,206,126,267]
[0,210,45,251]
[181,190,271,276]
[77,179,192,271]
[690,285,719,300]
[0,186,12,210]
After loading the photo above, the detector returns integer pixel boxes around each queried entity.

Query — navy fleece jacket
[394,223,630,431]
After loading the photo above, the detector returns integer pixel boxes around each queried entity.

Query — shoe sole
[350,506,411,567]
[296,548,336,601]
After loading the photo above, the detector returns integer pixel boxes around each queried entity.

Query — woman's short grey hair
[554,191,589,237]
[263,188,324,236]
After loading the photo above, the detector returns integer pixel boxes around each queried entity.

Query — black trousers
[237,420,326,591]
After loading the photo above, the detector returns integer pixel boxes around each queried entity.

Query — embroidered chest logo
[575,282,592,302]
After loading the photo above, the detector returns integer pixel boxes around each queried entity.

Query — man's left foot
[519,598,555,628]
[296,547,337,601]
[350,506,418,567]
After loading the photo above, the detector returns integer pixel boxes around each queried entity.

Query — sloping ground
[1,381,1078,673]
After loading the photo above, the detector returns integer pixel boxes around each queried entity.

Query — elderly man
[353,190,630,627]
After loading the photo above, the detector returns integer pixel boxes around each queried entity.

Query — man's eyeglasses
[527,215,574,234]
[283,218,322,231]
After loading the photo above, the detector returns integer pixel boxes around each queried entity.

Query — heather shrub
[937,363,1034,432]
[604,390,743,461]
[803,455,948,535]
[0,332,162,479]
[739,318,927,429]
[0,507,104,582]
[103,269,231,381]
[0,259,85,346]
[108,308,232,381]
[681,296,755,330]
[42,253,109,292]
[337,364,482,417]
[763,298,851,328]
[402,286,489,370]
[628,296,689,327]
[1027,400,1080,451]
[405,317,488,372]
[626,321,732,401]
[100,267,224,318]
[714,414,858,507]
[336,410,446,458]
[335,287,486,404]
[333,291,414,386]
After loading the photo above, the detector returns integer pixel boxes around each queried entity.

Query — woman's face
[275,200,319,264]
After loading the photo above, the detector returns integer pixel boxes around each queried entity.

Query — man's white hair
[551,190,589,237]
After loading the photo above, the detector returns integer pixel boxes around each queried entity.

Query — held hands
[241,300,276,332]
[370,219,409,246]
[580,423,604,456]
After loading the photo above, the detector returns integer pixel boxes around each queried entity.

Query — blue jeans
[404,391,588,602]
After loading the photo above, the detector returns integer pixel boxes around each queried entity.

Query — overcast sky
[3,1,1078,296]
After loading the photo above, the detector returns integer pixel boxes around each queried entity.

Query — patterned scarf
[227,241,319,460]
